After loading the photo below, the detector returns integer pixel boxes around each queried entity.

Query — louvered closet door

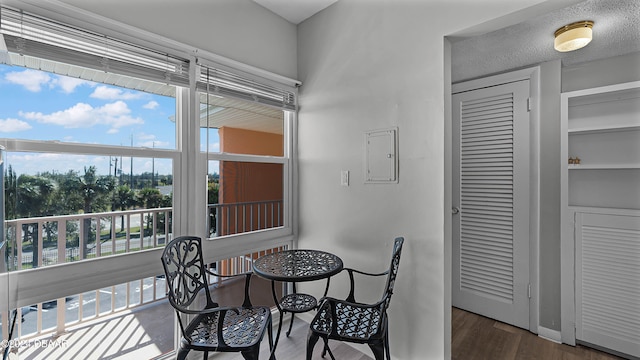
[576,211,640,358]
[452,79,530,329]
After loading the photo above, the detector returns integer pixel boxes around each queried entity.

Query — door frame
[450,66,540,334]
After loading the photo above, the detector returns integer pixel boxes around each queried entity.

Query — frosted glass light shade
[554,21,594,52]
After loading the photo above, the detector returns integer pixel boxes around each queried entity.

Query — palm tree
[4,165,17,220]
[15,174,56,268]
[136,187,163,209]
[66,166,115,259]
[113,185,135,231]
[136,188,163,235]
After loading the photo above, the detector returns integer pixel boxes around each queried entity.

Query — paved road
[13,276,166,337]
[14,233,167,267]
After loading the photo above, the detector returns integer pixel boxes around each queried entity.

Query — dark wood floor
[198,306,628,360]
[452,307,626,360]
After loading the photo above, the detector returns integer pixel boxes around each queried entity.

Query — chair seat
[185,306,271,349]
[306,237,403,360]
[311,301,382,341]
[280,293,318,313]
[163,236,273,360]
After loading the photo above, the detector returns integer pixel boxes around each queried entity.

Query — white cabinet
[573,208,640,359]
[560,81,640,358]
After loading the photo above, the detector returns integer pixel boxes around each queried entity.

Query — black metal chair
[306,237,404,360]
[161,236,273,360]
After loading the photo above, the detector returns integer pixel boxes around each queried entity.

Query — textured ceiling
[451,0,640,83]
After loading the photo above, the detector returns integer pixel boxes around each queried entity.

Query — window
[0,3,297,357]
[198,62,294,239]
[0,66,177,148]
[0,64,177,268]
[0,5,182,352]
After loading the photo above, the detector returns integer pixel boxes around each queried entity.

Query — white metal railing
[208,200,283,237]
[4,207,172,271]
[1,203,288,345]
[1,207,172,342]
[3,245,291,360]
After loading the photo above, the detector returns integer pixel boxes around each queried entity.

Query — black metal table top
[253,249,343,282]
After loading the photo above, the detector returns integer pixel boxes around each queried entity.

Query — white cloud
[19,100,144,132]
[8,152,174,177]
[5,69,51,92]
[90,86,144,100]
[7,153,113,176]
[5,69,97,93]
[0,118,32,132]
[136,133,168,148]
[143,101,159,110]
[138,133,157,141]
[52,76,94,93]
[202,142,220,152]
[139,140,169,148]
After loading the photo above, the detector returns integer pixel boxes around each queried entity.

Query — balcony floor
[9,277,372,360]
[11,300,173,360]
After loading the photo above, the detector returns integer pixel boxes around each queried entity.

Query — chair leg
[241,350,259,360]
[368,341,385,360]
[286,312,295,337]
[268,317,275,360]
[175,347,190,360]
[203,351,209,360]
[322,338,336,360]
[306,330,320,360]
[384,330,391,360]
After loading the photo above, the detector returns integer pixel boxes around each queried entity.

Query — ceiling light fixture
[554,20,594,52]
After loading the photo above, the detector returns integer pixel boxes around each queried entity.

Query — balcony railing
[1,207,172,342]
[1,201,286,344]
[208,200,283,237]
[3,207,172,271]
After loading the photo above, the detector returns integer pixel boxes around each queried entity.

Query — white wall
[562,51,640,92]
[538,59,562,331]
[296,0,559,359]
[55,0,298,79]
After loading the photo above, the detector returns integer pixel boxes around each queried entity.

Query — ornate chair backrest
[381,237,404,310]
[161,236,215,314]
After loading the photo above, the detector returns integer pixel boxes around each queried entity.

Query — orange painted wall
[219,127,283,156]
[218,127,284,236]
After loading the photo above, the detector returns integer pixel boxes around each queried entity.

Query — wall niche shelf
[568,124,640,134]
[561,80,640,359]
[562,80,640,210]
[568,164,640,170]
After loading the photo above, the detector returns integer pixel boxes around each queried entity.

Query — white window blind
[0,6,298,109]
[197,59,297,111]
[0,5,190,92]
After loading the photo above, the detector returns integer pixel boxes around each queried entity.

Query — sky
[0,64,220,177]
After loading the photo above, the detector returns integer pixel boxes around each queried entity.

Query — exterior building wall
[219,127,283,236]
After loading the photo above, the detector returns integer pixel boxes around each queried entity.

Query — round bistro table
[253,249,343,358]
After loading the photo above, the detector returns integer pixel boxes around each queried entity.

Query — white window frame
[201,110,296,243]
[0,0,299,351]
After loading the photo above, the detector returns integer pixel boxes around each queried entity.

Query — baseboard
[538,326,562,344]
